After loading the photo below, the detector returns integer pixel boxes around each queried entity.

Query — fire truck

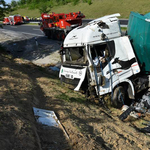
[40,12,85,40]
[9,15,23,25]
[3,17,10,25]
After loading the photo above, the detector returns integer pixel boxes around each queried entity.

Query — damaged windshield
[63,47,86,64]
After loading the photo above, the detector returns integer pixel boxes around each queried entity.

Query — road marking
[10,26,17,28]
[40,30,44,34]
[33,28,41,31]
[0,28,45,37]
[21,32,44,37]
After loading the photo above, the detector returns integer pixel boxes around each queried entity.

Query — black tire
[112,86,125,108]
[44,30,48,36]
[60,32,66,41]
[56,32,60,41]
[47,31,51,39]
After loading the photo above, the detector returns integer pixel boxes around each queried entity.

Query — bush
[88,0,92,5]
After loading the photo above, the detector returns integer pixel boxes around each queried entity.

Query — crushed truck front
[59,13,123,92]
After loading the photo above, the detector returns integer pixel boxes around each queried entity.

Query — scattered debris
[49,66,60,71]
[119,91,150,121]
[33,107,69,139]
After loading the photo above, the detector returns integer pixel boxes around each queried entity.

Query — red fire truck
[40,12,85,40]
[3,17,10,25]
[9,15,23,25]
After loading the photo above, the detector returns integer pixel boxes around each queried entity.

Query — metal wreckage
[59,12,150,133]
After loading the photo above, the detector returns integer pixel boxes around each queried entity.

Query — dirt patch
[0,29,150,150]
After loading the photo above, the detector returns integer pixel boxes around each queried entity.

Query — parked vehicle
[9,15,23,25]
[3,17,10,25]
[59,12,150,108]
[23,16,30,21]
[40,12,85,40]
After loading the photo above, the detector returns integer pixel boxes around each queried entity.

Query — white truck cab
[59,14,143,108]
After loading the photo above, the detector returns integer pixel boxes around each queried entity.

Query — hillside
[10,0,150,18]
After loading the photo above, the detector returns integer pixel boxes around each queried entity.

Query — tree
[0,0,11,19]
[11,0,17,8]
[38,3,51,14]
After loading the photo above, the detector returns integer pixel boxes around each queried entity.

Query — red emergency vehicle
[3,17,10,25]
[40,11,85,40]
[9,15,23,25]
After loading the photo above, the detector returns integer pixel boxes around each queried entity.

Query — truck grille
[61,75,80,87]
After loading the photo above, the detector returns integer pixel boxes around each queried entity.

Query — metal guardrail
[26,19,128,27]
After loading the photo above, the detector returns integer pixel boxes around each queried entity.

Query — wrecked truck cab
[59,13,142,108]
[59,46,88,91]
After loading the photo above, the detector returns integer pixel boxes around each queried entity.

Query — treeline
[10,0,92,13]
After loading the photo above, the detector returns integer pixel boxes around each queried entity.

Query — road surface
[1,24,44,37]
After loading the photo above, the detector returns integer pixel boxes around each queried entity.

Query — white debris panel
[33,107,69,139]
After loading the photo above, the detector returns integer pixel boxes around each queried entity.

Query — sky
[5,0,13,4]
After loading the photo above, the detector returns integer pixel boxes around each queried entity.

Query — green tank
[127,11,150,73]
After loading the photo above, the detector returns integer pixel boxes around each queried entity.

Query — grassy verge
[23,23,40,26]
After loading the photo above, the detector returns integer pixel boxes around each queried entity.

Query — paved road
[1,24,44,37]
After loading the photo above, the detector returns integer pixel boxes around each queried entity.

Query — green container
[127,11,150,73]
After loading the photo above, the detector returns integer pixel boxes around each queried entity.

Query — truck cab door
[89,41,119,95]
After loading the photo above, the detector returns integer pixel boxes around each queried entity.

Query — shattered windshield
[64,47,86,63]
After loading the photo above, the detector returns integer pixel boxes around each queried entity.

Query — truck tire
[47,31,51,39]
[56,32,60,41]
[45,30,48,36]
[60,32,66,41]
[112,86,125,108]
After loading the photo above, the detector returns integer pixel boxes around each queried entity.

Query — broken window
[90,43,109,72]
[63,47,86,64]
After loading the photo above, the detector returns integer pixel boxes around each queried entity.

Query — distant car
[23,16,30,21]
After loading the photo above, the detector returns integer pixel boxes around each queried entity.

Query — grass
[24,23,40,26]
[9,0,150,19]
[56,91,86,103]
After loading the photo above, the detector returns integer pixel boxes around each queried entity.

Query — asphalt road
[1,24,44,37]
[0,19,128,37]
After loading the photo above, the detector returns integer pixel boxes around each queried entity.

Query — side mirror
[98,75,105,86]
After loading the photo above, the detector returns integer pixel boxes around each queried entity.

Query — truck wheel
[60,32,65,41]
[48,31,51,39]
[45,30,48,36]
[112,86,125,108]
[56,32,60,41]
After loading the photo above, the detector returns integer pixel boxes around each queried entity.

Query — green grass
[121,27,127,31]
[9,0,150,19]
[24,23,40,26]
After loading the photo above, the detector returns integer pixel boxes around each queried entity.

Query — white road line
[10,26,17,28]
[21,32,44,36]
[40,30,44,34]
[33,28,41,31]
[0,28,44,37]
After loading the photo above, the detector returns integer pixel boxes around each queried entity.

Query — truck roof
[64,13,122,47]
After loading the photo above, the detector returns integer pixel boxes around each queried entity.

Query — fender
[112,79,135,99]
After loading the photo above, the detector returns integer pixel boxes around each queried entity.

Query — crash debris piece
[119,91,150,121]
[33,107,69,139]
